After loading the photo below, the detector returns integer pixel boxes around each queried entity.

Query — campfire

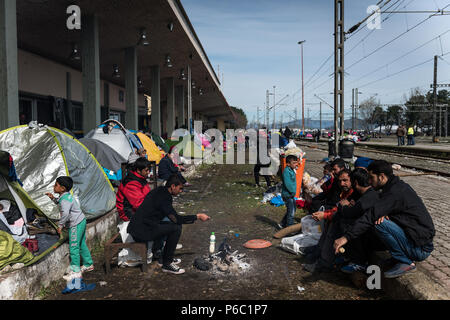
[194,238,251,275]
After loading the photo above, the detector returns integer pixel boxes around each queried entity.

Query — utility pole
[352,88,355,131]
[307,108,310,129]
[439,105,442,137]
[298,40,306,133]
[445,106,448,137]
[257,106,260,129]
[266,90,270,129]
[320,102,322,133]
[433,55,438,142]
[334,0,345,153]
[272,86,276,130]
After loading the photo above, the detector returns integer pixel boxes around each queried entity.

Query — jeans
[407,135,415,145]
[397,136,405,146]
[280,197,296,227]
[374,220,433,265]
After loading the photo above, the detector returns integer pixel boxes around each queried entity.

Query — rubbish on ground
[193,258,212,271]
[99,281,107,287]
[270,195,285,207]
[392,164,402,170]
[62,278,96,294]
[243,239,272,249]
[297,286,306,292]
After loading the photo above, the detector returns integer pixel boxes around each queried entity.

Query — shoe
[147,252,153,264]
[303,262,317,273]
[384,263,416,278]
[276,223,285,230]
[176,243,183,250]
[162,262,185,275]
[80,265,94,273]
[379,257,398,269]
[158,258,181,267]
[63,271,82,281]
[341,263,367,274]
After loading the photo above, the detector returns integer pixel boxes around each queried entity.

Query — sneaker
[162,263,185,275]
[384,263,416,278]
[176,243,183,250]
[80,265,94,273]
[63,271,82,281]
[158,258,181,267]
[276,223,285,230]
[379,257,398,270]
[341,263,367,274]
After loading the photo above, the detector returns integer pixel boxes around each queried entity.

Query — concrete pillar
[150,65,161,135]
[175,85,185,129]
[125,47,138,130]
[187,65,193,133]
[0,0,19,130]
[166,78,175,137]
[81,15,101,134]
[104,82,110,121]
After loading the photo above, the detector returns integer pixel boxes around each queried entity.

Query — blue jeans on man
[397,136,405,146]
[374,219,433,266]
[280,197,296,228]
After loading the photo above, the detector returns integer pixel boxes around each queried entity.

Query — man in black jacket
[337,168,385,274]
[158,147,189,186]
[334,160,435,278]
[127,174,210,274]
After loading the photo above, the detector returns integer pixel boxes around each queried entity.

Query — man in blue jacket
[278,155,298,229]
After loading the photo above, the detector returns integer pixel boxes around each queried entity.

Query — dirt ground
[44,158,386,300]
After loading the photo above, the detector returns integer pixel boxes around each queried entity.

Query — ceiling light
[138,77,144,88]
[112,64,120,78]
[138,28,150,46]
[191,80,196,89]
[165,54,173,68]
[69,43,81,61]
[199,88,203,96]
[167,22,174,32]
[179,69,187,80]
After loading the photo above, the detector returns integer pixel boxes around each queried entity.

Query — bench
[104,232,147,273]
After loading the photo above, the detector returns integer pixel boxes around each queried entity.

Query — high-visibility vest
[408,127,414,135]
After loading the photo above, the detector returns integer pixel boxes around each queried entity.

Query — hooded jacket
[116,171,151,221]
[344,176,435,247]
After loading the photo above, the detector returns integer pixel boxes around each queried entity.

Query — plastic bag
[280,215,322,255]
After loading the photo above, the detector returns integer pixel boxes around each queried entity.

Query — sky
[182,0,450,126]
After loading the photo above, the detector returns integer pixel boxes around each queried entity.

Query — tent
[0,123,116,220]
[79,138,127,181]
[134,132,164,164]
[0,150,65,270]
[85,119,143,160]
[150,132,169,153]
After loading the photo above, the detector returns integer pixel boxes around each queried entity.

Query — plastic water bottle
[209,232,216,254]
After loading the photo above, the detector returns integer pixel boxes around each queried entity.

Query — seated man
[335,168,384,273]
[306,169,359,272]
[334,160,435,278]
[127,174,210,275]
[116,157,152,266]
[354,157,373,171]
[309,158,348,213]
[158,146,190,187]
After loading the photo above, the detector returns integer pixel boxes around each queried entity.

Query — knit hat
[354,157,373,169]
[56,176,73,191]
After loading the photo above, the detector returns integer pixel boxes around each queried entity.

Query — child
[46,176,94,281]
[278,155,298,229]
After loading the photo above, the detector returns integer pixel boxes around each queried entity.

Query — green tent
[151,132,170,153]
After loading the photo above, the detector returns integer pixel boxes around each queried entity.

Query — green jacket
[282,167,297,199]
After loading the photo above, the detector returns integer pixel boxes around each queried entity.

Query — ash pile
[193,238,251,275]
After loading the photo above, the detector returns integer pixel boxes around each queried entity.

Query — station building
[0,0,235,137]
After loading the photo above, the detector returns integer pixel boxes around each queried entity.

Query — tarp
[0,124,116,220]
[0,231,34,270]
[135,132,164,164]
[85,120,143,160]
[79,138,126,181]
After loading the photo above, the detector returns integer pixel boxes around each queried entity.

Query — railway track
[295,141,450,178]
